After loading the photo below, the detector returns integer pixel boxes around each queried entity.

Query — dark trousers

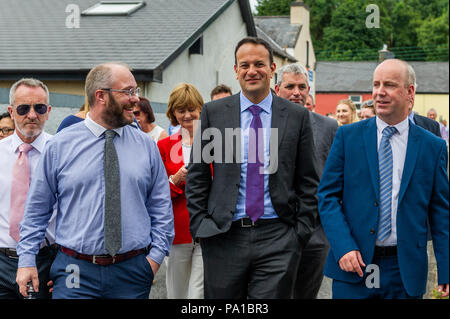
[0,246,56,299]
[201,219,302,299]
[332,255,421,299]
[293,225,330,299]
[50,250,154,299]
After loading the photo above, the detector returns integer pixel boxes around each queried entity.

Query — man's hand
[437,284,449,298]
[16,267,39,298]
[146,257,160,277]
[338,250,366,277]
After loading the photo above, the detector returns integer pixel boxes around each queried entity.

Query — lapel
[363,117,380,198]
[271,94,288,147]
[398,121,421,203]
[225,94,241,162]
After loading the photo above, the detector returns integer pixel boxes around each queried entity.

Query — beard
[14,117,43,139]
[101,93,134,128]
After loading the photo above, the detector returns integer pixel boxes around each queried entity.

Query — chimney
[378,44,395,62]
[290,0,310,26]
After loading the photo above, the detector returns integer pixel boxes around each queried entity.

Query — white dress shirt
[375,116,409,246]
[0,131,56,249]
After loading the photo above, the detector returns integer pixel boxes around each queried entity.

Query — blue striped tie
[377,126,397,242]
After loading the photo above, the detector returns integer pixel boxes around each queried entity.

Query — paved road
[150,242,438,299]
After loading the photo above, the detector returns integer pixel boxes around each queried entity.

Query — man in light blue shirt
[16,62,174,299]
[233,92,278,221]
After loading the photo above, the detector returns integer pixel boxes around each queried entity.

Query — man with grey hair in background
[16,62,174,299]
[304,93,316,112]
[0,78,56,299]
[406,71,441,138]
[275,63,338,299]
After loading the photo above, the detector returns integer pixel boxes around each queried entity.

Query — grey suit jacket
[186,93,320,245]
[309,112,338,177]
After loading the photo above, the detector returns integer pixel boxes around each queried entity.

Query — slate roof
[0,0,255,80]
[256,27,296,62]
[315,61,449,94]
[254,16,301,49]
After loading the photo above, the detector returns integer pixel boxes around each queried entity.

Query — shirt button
[370,229,376,235]
[374,201,379,207]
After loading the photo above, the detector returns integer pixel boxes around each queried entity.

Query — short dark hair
[210,84,232,100]
[137,97,155,123]
[234,37,274,65]
[0,112,11,120]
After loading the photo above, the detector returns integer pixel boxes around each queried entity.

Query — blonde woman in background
[157,83,204,299]
[336,99,356,126]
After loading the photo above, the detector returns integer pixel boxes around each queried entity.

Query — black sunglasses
[15,104,48,116]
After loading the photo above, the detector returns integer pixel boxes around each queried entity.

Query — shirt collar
[240,91,272,114]
[85,112,123,138]
[11,130,47,154]
[408,111,415,124]
[376,115,409,136]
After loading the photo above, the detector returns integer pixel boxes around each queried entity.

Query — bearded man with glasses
[15,62,174,299]
[0,78,57,299]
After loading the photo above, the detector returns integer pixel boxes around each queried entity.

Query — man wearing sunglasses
[0,78,56,299]
[16,62,174,299]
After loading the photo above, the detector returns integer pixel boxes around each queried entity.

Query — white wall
[146,1,248,104]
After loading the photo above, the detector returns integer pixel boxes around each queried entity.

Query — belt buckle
[92,255,116,265]
[241,218,255,227]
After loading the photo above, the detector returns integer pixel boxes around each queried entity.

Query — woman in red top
[157,83,204,299]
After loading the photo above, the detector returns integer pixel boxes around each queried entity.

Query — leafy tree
[254,0,449,61]
[417,7,449,61]
[318,0,392,61]
[255,0,291,16]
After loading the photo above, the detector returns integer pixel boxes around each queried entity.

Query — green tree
[417,7,449,61]
[254,0,449,61]
[255,0,291,16]
[318,0,392,61]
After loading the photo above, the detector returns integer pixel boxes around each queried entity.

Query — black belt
[374,245,397,257]
[0,244,59,259]
[232,217,280,228]
[0,248,18,258]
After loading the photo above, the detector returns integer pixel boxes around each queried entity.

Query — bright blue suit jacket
[318,117,449,297]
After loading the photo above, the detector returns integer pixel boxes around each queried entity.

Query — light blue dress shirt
[233,91,278,221]
[17,114,174,268]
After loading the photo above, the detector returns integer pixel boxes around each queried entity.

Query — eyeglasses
[15,103,48,116]
[133,110,141,116]
[0,127,14,135]
[101,87,140,98]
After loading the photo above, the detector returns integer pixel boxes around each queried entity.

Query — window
[349,95,362,109]
[189,36,203,55]
[82,1,145,16]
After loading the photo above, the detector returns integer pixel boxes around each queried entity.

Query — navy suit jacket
[318,117,449,296]
[414,113,441,137]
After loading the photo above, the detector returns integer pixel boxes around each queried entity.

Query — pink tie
[9,143,33,242]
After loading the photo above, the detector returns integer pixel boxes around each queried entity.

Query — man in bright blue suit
[318,59,449,299]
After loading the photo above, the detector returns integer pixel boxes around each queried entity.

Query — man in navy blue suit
[318,59,449,299]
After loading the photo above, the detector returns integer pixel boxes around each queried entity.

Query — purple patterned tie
[245,105,264,222]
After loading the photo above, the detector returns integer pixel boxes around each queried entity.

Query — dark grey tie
[104,130,122,256]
